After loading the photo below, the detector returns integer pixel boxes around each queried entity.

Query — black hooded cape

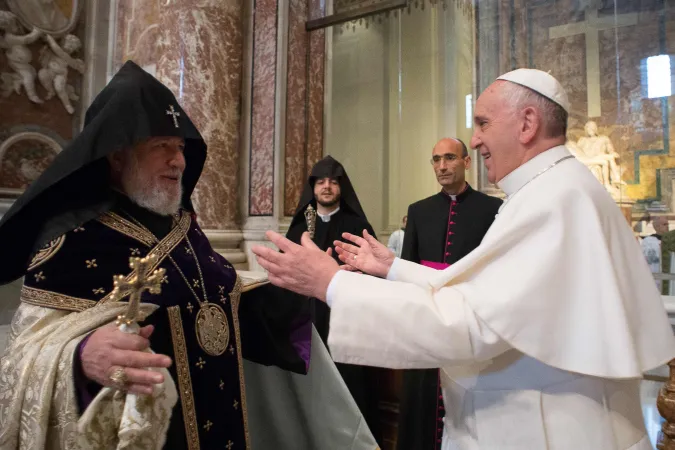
[285,156,376,342]
[0,60,206,285]
[286,155,374,253]
[0,62,314,448]
[285,156,381,444]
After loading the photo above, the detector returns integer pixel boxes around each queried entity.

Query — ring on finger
[109,366,129,391]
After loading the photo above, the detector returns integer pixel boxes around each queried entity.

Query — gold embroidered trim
[20,285,96,312]
[168,306,200,450]
[28,235,66,271]
[241,280,269,293]
[97,212,156,247]
[99,212,191,304]
[229,276,250,449]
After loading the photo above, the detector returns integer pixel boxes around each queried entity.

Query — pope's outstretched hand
[334,230,395,278]
[252,231,339,301]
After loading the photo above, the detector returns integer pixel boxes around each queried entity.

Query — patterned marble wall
[282,0,308,216]
[479,0,675,212]
[112,0,244,230]
[0,0,84,201]
[282,0,326,216]
[249,0,278,216]
[307,0,326,186]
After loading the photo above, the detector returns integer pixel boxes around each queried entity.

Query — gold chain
[121,211,209,306]
[176,238,209,304]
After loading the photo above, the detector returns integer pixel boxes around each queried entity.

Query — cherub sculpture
[38,34,84,114]
[0,10,43,104]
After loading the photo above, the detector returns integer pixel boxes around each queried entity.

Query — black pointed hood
[0,60,206,284]
[288,155,367,231]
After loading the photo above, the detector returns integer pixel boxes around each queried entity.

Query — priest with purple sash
[397,138,501,450]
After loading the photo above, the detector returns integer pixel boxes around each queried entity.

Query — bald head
[653,216,669,235]
[434,138,468,158]
[431,138,470,194]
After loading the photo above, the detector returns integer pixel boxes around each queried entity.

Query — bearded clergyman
[0,61,378,450]
[285,156,382,443]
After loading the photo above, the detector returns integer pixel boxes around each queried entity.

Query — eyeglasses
[430,154,464,165]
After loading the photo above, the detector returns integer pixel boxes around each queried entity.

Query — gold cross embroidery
[74,226,85,232]
[92,287,105,295]
[166,104,180,128]
[192,279,199,288]
[229,345,234,355]
[224,263,233,269]
[226,441,234,450]
[220,295,226,304]
[209,256,216,263]
[218,285,225,294]
[203,420,213,431]
[233,399,239,410]
[196,357,206,369]
[130,248,141,256]
[184,246,192,256]
[109,254,166,326]
[187,303,194,313]
[85,259,97,268]
[161,275,169,284]
[34,271,46,282]
[219,380,224,390]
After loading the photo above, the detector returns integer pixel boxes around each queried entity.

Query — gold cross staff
[304,204,317,239]
[110,254,166,327]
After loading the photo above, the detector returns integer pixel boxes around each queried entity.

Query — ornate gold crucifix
[110,253,166,328]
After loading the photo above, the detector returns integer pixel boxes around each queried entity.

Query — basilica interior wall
[325,21,388,234]
[324,2,477,237]
[0,0,673,446]
[5,1,675,266]
[483,0,675,222]
[0,0,84,212]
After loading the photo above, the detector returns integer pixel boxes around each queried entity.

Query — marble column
[112,0,246,267]
[283,0,326,216]
[239,0,284,271]
[238,0,329,269]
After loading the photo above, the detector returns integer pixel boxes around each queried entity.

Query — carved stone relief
[0,1,83,114]
[0,130,63,194]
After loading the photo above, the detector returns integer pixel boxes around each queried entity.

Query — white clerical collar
[497,145,570,197]
[318,206,340,222]
[442,183,469,201]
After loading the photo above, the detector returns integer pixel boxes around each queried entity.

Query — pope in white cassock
[252,69,675,449]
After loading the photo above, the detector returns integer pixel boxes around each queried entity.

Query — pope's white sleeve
[386,257,448,287]
[327,270,509,369]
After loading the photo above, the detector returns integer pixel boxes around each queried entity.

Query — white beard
[120,153,183,216]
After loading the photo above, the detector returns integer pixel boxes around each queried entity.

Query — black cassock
[397,184,502,450]
[287,208,375,342]
[286,156,381,444]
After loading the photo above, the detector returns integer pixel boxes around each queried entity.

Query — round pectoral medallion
[195,303,230,356]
